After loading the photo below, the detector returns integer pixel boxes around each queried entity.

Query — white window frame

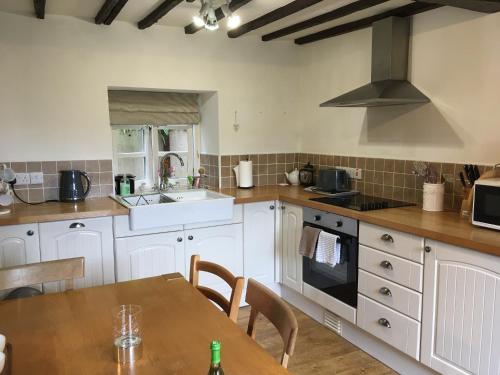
[112,124,200,190]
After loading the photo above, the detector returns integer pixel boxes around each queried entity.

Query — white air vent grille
[324,310,342,335]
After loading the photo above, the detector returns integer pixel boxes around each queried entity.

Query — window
[112,125,199,188]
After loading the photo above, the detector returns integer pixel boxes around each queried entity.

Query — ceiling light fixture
[194,0,240,31]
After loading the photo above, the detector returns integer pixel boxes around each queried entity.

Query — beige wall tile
[71,160,85,170]
[85,160,100,172]
[11,162,27,173]
[27,162,42,172]
[99,160,112,172]
[57,161,71,171]
[29,188,44,203]
[42,161,57,174]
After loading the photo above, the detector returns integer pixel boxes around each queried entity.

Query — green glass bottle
[208,340,224,375]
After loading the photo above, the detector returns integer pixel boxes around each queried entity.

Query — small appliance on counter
[299,162,314,186]
[472,174,500,231]
[59,170,91,202]
[115,174,136,195]
[304,168,356,197]
[233,160,253,188]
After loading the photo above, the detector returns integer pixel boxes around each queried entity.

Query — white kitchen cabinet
[40,217,114,292]
[184,224,243,295]
[281,202,303,294]
[0,224,41,296]
[0,224,40,268]
[421,240,500,375]
[115,231,185,282]
[243,201,275,286]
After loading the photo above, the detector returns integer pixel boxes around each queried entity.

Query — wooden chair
[189,255,244,323]
[0,257,85,292]
[245,278,298,369]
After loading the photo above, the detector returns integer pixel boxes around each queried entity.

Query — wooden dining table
[0,273,289,374]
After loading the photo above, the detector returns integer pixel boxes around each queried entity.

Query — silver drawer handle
[379,287,392,296]
[380,260,393,270]
[380,234,394,243]
[69,222,85,229]
[378,318,391,328]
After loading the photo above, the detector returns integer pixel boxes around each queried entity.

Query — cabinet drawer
[359,222,424,263]
[359,245,423,292]
[358,270,422,321]
[357,294,421,360]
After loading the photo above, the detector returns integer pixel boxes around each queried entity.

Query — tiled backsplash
[200,154,219,190]
[220,153,299,188]
[219,152,493,211]
[2,160,113,203]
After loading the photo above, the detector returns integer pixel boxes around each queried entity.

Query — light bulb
[205,22,219,31]
[227,14,241,29]
[193,15,205,27]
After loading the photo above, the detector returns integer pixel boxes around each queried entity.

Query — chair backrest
[189,255,244,323]
[0,257,85,292]
[245,278,298,368]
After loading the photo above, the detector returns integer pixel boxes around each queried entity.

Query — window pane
[115,129,145,153]
[117,157,146,180]
[158,129,188,153]
[159,153,188,178]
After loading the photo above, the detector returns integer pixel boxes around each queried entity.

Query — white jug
[233,161,253,188]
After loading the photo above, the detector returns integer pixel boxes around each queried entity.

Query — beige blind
[108,90,200,126]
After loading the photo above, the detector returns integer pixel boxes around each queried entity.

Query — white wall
[0,12,301,161]
[298,8,500,165]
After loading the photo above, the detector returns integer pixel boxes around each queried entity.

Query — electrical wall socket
[337,167,363,180]
[29,172,43,185]
[15,173,30,185]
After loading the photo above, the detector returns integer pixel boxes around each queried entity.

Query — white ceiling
[0,0,413,40]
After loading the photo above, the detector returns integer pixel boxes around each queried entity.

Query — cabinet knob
[378,318,391,328]
[69,222,85,229]
[188,235,194,241]
[336,221,343,227]
[26,230,35,236]
[379,260,393,270]
[379,287,392,296]
[380,233,394,243]
[314,215,321,222]
[269,205,275,210]
[177,237,183,242]
[424,246,432,253]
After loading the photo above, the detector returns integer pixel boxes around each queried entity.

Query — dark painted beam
[104,0,129,25]
[138,0,184,30]
[95,0,119,24]
[228,0,324,38]
[184,0,253,34]
[33,0,46,19]
[262,0,390,41]
[414,0,500,13]
[295,2,442,45]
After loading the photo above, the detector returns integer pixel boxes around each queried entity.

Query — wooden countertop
[1,187,498,257]
[220,185,500,257]
[0,197,128,226]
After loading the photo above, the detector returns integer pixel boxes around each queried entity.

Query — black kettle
[59,170,91,202]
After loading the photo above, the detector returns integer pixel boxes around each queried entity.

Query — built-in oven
[302,207,358,309]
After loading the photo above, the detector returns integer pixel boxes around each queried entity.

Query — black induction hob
[310,194,415,211]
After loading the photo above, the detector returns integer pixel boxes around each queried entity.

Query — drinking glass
[112,304,143,363]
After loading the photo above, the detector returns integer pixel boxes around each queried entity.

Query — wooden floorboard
[237,305,397,374]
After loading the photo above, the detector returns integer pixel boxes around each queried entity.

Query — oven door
[302,222,358,308]
[473,184,500,230]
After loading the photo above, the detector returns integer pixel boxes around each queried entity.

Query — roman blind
[108,90,200,125]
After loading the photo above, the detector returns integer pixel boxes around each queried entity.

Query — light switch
[29,172,43,185]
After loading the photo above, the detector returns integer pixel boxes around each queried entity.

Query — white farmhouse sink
[115,190,234,230]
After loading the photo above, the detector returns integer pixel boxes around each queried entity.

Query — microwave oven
[472,178,500,230]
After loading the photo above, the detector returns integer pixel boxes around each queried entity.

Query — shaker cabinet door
[115,231,185,282]
[281,203,303,294]
[421,240,500,375]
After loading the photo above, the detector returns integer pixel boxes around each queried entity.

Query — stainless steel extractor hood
[320,17,430,108]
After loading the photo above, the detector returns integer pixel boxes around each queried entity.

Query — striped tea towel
[316,231,341,266]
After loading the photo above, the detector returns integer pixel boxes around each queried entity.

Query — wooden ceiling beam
[95,0,119,24]
[184,0,253,34]
[104,0,129,25]
[295,2,442,45]
[262,0,390,41]
[138,0,184,30]
[228,0,324,38]
[413,0,500,13]
[33,0,46,19]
